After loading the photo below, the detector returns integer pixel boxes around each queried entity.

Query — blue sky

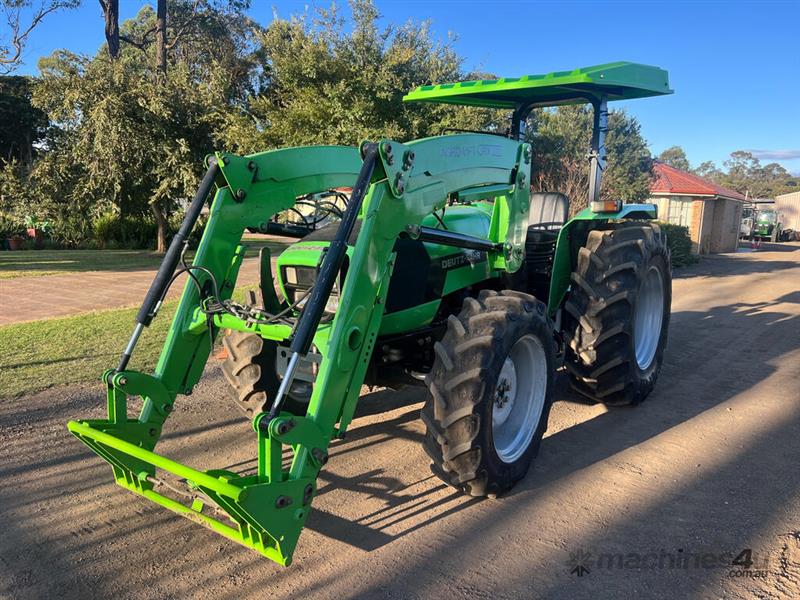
[9,0,800,175]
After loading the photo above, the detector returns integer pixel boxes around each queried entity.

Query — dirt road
[2,243,799,599]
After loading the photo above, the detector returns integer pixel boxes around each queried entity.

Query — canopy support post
[510,104,534,141]
[588,96,608,205]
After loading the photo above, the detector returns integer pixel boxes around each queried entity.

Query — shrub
[129,218,159,248]
[187,215,208,249]
[49,211,94,248]
[92,213,118,247]
[24,215,53,233]
[0,214,25,238]
[168,211,207,249]
[92,213,158,249]
[658,222,697,268]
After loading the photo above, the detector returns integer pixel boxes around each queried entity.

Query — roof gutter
[649,192,747,202]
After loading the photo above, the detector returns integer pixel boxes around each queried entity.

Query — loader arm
[68,134,531,566]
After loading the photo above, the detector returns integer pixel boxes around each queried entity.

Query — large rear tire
[422,290,555,497]
[221,331,308,417]
[564,222,671,406]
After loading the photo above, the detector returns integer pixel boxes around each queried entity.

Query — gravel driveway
[2,243,799,599]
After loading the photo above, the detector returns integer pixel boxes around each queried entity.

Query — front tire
[221,331,309,417]
[422,290,555,497]
[564,222,671,406]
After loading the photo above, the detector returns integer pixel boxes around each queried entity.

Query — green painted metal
[69,420,246,500]
[69,135,530,566]
[753,208,780,239]
[403,61,672,109]
[66,52,668,562]
[546,203,658,315]
[155,145,363,396]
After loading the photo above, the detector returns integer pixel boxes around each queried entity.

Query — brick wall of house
[648,194,743,254]
[711,199,743,252]
[690,199,711,254]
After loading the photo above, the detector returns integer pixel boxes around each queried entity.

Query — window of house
[666,198,692,226]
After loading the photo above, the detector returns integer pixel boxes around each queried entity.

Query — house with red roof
[649,162,746,254]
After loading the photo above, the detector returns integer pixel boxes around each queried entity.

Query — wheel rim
[492,334,548,464]
[633,266,665,370]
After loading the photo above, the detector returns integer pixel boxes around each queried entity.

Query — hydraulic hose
[136,159,220,327]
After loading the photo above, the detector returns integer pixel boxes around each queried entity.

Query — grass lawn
[0,249,165,279]
[0,285,256,397]
[0,236,292,279]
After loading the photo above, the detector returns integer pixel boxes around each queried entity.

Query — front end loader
[68,61,673,566]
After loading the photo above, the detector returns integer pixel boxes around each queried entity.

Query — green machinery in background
[753,207,783,241]
[69,62,674,566]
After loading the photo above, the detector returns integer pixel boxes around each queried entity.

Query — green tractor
[753,206,783,242]
[68,62,673,566]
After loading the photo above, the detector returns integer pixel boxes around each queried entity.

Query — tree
[658,145,690,171]
[98,0,120,58]
[722,150,762,194]
[527,105,653,212]
[720,150,798,197]
[691,151,799,197]
[26,4,260,249]
[693,160,723,181]
[0,75,47,165]
[226,0,503,153]
[99,0,253,66]
[88,1,258,251]
[1,0,80,72]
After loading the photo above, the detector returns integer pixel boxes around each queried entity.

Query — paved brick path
[0,258,262,326]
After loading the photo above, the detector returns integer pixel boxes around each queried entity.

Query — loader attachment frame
[69,134,531,565]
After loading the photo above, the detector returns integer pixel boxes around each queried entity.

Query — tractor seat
[528,192,569,231]
[524,192,569,300]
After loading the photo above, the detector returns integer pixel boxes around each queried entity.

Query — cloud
[746,149,800,161]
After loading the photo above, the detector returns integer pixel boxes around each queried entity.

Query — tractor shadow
[280,291,799,556]
[222,386,477,551]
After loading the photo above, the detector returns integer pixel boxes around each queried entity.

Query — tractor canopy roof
[403,61,672,109]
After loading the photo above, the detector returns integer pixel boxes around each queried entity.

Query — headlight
[281,265,341,314]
